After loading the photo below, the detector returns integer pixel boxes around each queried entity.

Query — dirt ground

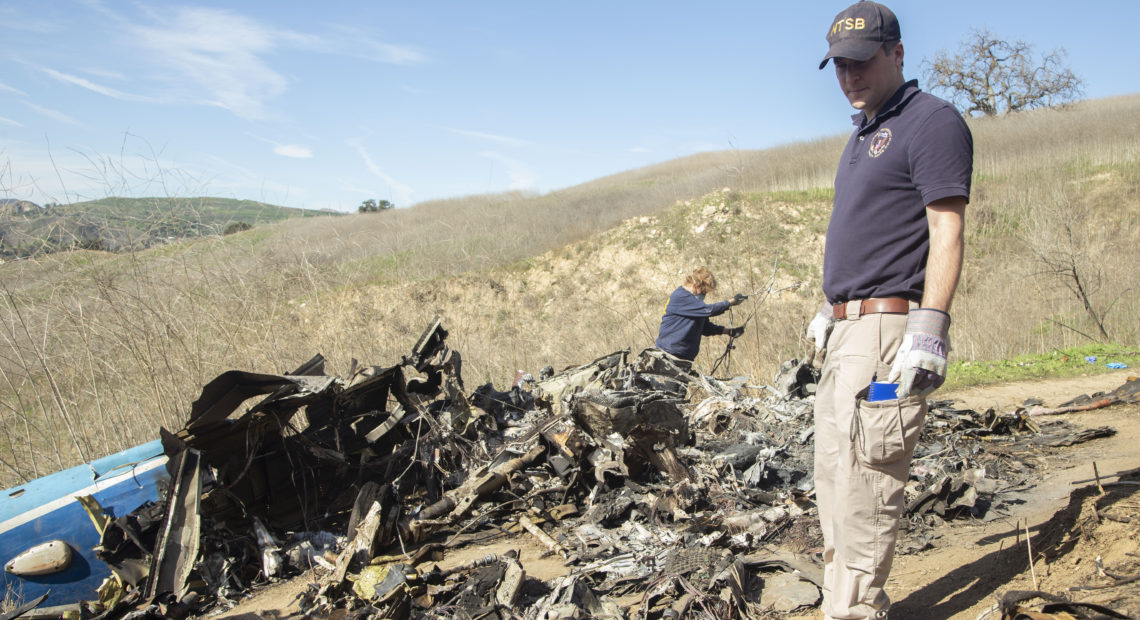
[203,370,1140,620]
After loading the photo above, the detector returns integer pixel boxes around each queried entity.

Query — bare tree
[923,29,1084,117]
[1022,193,1116,343]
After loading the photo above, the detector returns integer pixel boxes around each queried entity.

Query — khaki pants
[814,306,926,619]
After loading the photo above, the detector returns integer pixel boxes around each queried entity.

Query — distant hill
[0,196,340,258]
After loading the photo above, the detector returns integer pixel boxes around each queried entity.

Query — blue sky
[1,1,1135,212]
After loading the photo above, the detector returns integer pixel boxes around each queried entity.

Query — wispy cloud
[352,41,425,65]
[79,67,128,81]
[22,102,80,125]
[0,116,22,127]
[119,8,427,121]
[41,67,153,102]
[348,139,414,204]
[321,25,426,65]
[479,151,535,190]
[247,132,314,159]
[446,127,530,147]
[0,81,27,96]
[275,144,313,158]
[128,7,289,120]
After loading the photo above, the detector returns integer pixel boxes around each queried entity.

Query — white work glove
[888,308,951,399]
[806,302,834,352]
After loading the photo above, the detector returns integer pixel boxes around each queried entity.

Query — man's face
[833,42,903,119]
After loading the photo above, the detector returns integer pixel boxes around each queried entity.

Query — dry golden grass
[1,94,1138,487]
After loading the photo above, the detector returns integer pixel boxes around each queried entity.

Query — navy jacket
[655,286,730,361]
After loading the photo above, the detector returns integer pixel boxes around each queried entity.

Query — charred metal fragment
[146,447,203,603]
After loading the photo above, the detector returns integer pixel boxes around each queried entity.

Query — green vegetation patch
[217,226,274,250]
[0,197,340,260]
[944,344,1140,391]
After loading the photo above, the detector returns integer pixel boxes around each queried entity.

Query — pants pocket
[851,390,925,466]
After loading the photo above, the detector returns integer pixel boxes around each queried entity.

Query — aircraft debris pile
[39,319,1131,619]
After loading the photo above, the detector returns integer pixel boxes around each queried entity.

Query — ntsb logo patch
[868,128,892,158]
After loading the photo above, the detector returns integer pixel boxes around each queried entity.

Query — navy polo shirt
[823,80,973,304]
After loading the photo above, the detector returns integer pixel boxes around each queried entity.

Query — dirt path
[205,370,1139,620]
[938,371,1131,413]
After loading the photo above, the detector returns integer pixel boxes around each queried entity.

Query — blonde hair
[684,267,717,296]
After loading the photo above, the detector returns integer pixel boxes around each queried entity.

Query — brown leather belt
[833,297,911,320]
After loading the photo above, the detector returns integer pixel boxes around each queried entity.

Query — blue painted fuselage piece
[0,440,169,606]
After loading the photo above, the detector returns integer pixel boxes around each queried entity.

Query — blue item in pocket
[868,381,899,401]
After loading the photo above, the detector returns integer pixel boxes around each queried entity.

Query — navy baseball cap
[819,1,901,69]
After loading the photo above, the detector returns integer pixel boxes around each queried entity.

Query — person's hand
[728,326,745,338]
[731,293,748,305]
[888,308,951,399]
[806,302,834,352]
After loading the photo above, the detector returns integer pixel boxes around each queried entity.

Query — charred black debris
[39,318,1140,619]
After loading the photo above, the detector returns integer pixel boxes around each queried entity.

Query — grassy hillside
[1,94,1138,487]
[0,196,337,258]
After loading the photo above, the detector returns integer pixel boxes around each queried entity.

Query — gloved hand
[727,326,745,338]
[888,308,951,399]
[731,293,748,305]
[806,302,834,352]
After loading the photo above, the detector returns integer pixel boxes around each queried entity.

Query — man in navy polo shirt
[808,2,973,618]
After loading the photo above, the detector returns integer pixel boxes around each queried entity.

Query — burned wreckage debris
[34,318,1136,619]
